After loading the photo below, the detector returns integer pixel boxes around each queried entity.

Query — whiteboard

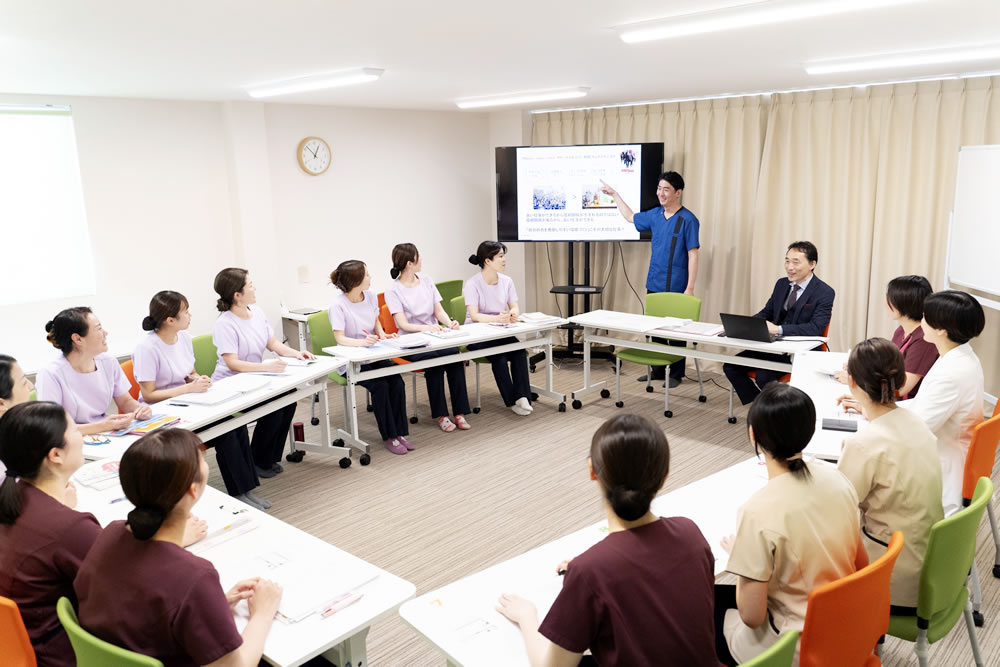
[948,145,1000,298]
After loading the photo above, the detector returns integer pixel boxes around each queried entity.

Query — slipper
[438,416,457,432]
[454,415,471,430]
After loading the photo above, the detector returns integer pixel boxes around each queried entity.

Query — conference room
[2,1,1000,665]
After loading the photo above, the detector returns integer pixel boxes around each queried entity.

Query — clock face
[297,137,331,175]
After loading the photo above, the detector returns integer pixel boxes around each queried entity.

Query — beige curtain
[531,76,1000,397]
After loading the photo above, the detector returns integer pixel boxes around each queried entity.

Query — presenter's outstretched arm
[599,179,634,223]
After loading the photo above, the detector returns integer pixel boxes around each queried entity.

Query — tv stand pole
[530,241,614,369]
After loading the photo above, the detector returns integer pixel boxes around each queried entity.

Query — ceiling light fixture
[806,45,1000,75]
[243,67,384,99]
[617,0,920,44]
[455,87,590,110]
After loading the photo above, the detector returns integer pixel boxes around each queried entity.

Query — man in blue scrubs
[600,171,700,386]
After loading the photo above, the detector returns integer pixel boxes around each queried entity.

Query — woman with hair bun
[463,241,533,416]
[716,383,863,666]
[836,338,942,611]
[75,428,283,667]
[36,307,152,435]
[132,290,212,404]
[0,401,100,666]
[496,414,718,666]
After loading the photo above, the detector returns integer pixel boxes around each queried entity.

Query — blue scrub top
[633,206,700,293]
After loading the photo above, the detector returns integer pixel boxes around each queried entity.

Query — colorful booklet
[108,413,181,437]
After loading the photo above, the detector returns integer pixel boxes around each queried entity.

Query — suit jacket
[754,275,835,337]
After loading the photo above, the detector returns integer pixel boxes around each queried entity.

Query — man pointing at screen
[600,171,700,386]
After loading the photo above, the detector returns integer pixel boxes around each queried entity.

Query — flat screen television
[495,142,664,243]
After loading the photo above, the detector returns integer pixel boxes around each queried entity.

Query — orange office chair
[727,322,830,423]
[799,531,904,667]
[962,413,1000,626]
[0,596,36,667]
[119,360,142,401]
[378,301,421,424]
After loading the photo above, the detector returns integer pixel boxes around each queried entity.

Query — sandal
[454,415,471,430]
[438,416,457,433]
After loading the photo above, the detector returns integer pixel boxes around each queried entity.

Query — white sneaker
[511,403,531,416]
[515,397,533,413]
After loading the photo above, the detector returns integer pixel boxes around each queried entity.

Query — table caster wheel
[473,407,481,414]
[646,386,654,393]
[530,365,536,373]
[311,417,320,426]
[615,401,624,408]
[994,564,1000,578]
[572,399,582,409]
[698,395,707,403]
[558,402,566,412]
[366,405,374,413]
[285,450,305,463]
[728,417,738,424]
[664,410,673,418]
[600,389,611,399]
[531,392,539,401]
[974,610,985,627]
[360,453,371,466]
[409,416,418,424]
[333,438,345,447]
[339,457,352,469]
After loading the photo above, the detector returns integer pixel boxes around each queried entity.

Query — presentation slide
[516,144,643,241]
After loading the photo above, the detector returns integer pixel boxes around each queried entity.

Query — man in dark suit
[723,241,834,404]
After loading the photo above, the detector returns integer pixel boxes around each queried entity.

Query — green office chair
[613,292,705,418]
[57,597,163,667]
[886,476,992,667]
[190,334,217,378]
[28,389,36,402]
[435,280,464,316]
[739,630,799,666]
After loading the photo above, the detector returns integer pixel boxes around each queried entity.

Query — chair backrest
[448,295,467,325]
[379,303,399,335]
[740,629,800,667]
[29,389,36,402]
[962,414,1000,502]
[799,531,904,667]
[645,292,702,321]
[917,477,994,620]
[435,280,464,309]
[56,597,163,667]
[119,360,141,401]
[307,310,336,355]
[190,334,217,378]
[993,399,1000,419]
[376,292,387,309]
[0,596,36,667]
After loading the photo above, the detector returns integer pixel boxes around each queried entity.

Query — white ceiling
[3,0,999,111]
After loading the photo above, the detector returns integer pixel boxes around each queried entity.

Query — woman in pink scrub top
[35,307,151,435]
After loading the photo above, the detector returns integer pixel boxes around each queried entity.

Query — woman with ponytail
[463,241,533,416]
[132,290,212,404]
[496,414,717,666]
[75,429,283,666]
[0,401,100,667]
[36,307,152,435]
[836,337,942,611]
[385,243,472,432]
[716,383,863,666]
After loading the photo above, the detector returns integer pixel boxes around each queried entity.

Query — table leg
[297,321,308,352]
[570,326,606,407]
[322,627,368,667]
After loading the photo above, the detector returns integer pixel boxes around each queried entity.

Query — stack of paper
[425,329,469,340]
[74,459,121,490]
[180,374,271,406]
[518,312,562,324]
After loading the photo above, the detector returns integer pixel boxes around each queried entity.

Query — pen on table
[169,402,189,407]
[109,496,127,504]
[321,592,363,618]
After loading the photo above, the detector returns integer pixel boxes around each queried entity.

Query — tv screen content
[496,142,664,243]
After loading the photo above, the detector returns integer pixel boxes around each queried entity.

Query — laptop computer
[719,313,781,343]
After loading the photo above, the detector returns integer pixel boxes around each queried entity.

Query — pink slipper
[454,415,471,430]
[438,416,457,433]
[384,439,407,455]
[397,436,416,451]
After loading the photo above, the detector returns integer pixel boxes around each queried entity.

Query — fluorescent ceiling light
[617,0,920,44]
[244,67,384,99]
[456,87,590,110]
[806,46,1000,75]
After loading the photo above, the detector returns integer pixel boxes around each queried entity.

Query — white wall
[1,93,497,371]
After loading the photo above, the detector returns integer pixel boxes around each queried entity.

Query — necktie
[785,284,800,311]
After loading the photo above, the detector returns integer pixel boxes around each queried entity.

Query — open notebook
[177,374,271,406]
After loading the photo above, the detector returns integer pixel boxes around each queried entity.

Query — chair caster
[698,395,707,403]
[311,417,320,426]
[285,450,305,463]
[359,453,371,466]
[473,407,481,414]
[558,402,566,412]
[974,610,985,627]
[664,410,673,418]
[338,457,351,469]
[531,392,539,401]
[530,365,536,373]
[728,417,738,424]
[994,564,1000,578]
[572,399,582,409]
[646,386,654,393]
[600,389,611,399]
[615,401,624,408]
[409,416,418,424]
[333,438,345,447]
[366,405,374,413]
